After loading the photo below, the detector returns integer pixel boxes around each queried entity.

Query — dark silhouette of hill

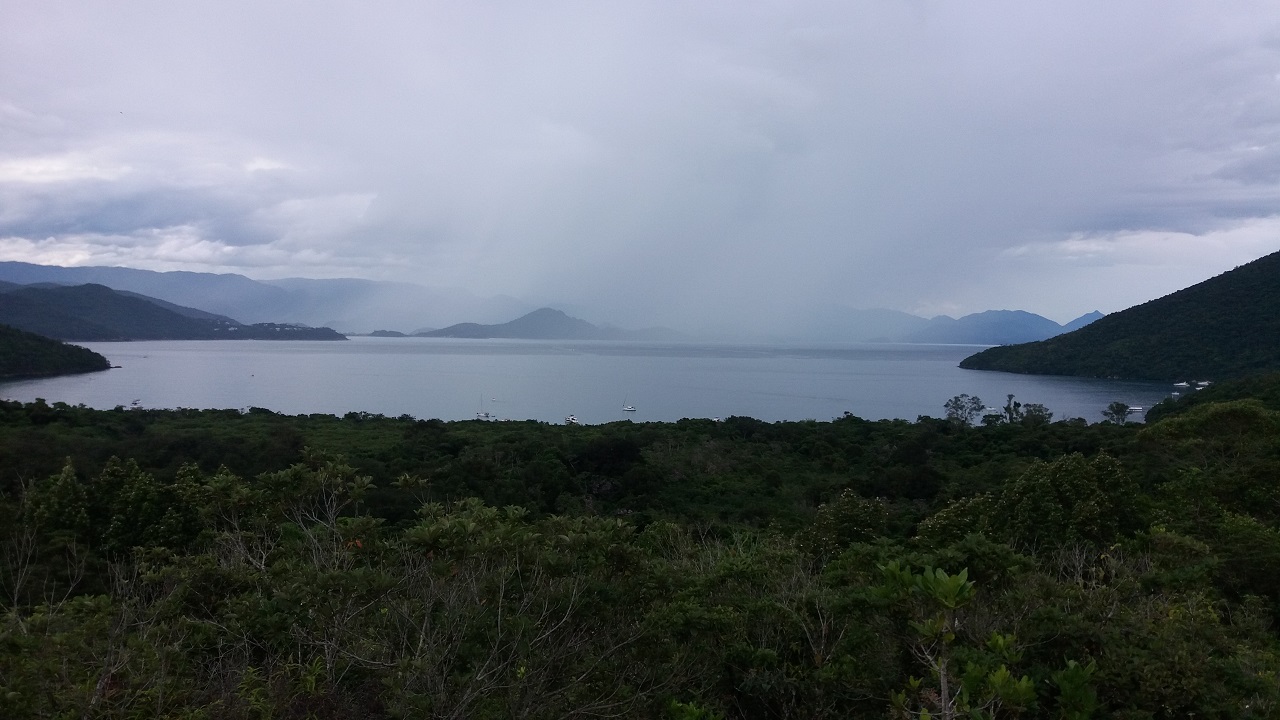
[0,284,345,341]
[419,308,682,340]
[960,250,1280,381]
[0,324,110,378]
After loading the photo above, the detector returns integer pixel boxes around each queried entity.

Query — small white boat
[1197,380,1211,386]
[623,405,636,412]
[1174,382,1190,387]
[565,414,580,425]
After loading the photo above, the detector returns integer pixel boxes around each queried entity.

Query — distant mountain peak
[900,309,1064,345]
[419,307,683,341]
[1062,311,1105,333]
[520,307,574,321]
[420,307,599,340]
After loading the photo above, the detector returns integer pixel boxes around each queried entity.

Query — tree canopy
[0,323,109,378]
[2,376,1280,717]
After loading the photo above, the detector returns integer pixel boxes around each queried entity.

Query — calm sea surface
[0,337,1177,424]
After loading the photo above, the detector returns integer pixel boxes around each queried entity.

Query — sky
[3,1,1280,333]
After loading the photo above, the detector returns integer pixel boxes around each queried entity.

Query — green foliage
[0,391,1278,717]
[1101,401,1133,424]
[1021,403,1053,427]
[799,489,888,555]
[1003,394,1023,424]
[1050,660,1098,720]
[916,495,996,545]
[919,453,1139,554]
[881,564,1046,720]
[30,459,91,543]
[1146,370,1280,422]
[990,453,1138,549]
[668,699,726,719]
[944,394,985,426]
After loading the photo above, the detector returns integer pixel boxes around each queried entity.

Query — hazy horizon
[4,2,1280,335]
[0,257,1114,337]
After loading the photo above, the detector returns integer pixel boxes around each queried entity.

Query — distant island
[418,308,684,341]
[0,323,110,379]
[961,249,1280,381]
[0,283,346,341]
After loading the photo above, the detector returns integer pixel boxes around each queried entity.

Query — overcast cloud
[3,1,1280,333]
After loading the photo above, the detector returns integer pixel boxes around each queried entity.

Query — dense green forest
[0,323,110,379]
[960,249,1280,381]
[2,374,1280,718]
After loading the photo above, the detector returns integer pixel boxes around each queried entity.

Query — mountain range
[0,262,529,334]
[961,249,1280,381]
[419,307,1103,344]
[893,309,1102,345]
[0,261,1102,343]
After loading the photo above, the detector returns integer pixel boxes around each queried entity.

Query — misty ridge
[0,282,345,342]
[0,262,1100,345]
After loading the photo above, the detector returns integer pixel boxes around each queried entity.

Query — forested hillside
[2,377,1280,718]
[0,283,346,341]
[0,323,110,378]
[960,249,1280,380]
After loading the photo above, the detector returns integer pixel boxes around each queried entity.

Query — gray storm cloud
[2,0,1280,333]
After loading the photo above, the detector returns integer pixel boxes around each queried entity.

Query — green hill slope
[0,324,110,378]
[960,249,1280,381]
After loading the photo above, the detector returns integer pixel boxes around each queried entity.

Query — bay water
[0,337,1176,424]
